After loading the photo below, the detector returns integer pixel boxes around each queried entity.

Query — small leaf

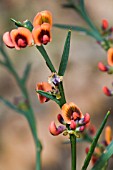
[10,18,24,27]
[58,30,71,76]
[54,24,95,37]
[91,140,113,170]
[36,45,56,73]
[22,63,32,84]
[36,90,60,105]
[81,111,110,170]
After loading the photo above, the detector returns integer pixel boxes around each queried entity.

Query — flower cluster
[49,102,90,137]
[3,10,52,50]
[36,73,63,103]
[85,126,113,166]
[98,47,113,96]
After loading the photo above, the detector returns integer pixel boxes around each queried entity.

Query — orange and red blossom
[107,48,113,66]
[33,10,52,28]
[36,82,52,103]
[49,102,90,136]
[61,102,83,124]
[32,23,52,46]
[3,27,33,50]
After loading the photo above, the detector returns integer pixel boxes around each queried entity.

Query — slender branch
[0,45,42,170]
[70,135,76,170]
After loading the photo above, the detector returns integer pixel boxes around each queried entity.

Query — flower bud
[98,62,108,72]
[102,19,109,30]
[103,86,112,96]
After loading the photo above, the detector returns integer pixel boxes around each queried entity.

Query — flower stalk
[70,134,76,170]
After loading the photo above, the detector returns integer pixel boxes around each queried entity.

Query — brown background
[0,0,113,170]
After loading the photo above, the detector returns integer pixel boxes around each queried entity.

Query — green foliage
[36,45,56,73]
[36,90,60,106]
[82,111,110,170]
[58,30,71,76]
[22,63,32,84]
[92,140,113,170]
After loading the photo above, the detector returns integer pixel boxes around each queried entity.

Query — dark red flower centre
[16,34,27,47]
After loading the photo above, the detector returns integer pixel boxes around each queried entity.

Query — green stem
[82,111,110,170]
[69,0,111,50]
[70,135,76,170]
[58,82,66,108]
[0,46,42,170]
[36,45,56,73]
[26,111,42,170]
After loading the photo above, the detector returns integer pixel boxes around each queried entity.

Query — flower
[36,82,52,103]
[61,102,83,124]
[49,102,90,136]
[33,10,52,28]
[107,48,113,66]
[32,23,52,46]
[3,27,33,50]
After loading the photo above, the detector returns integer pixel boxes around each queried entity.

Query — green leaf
[36,45,56,73]
[91,140,113,170]
[22,63,31,84]
[58,30,71,76]
[54,24,95,37]
[81,111,110,170]
[10,18,24,27]
[36,90,60,106]
[0,96,27,116]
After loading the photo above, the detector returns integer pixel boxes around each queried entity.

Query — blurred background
[0,0,113,170]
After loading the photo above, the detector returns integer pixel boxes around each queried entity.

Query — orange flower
[107,48,113,66]
[3,27,33,50]
[36,82,52,103]
[33,10,52,28]
[62,102,83,124]
[32,23,52,46]
[105,126,112,145]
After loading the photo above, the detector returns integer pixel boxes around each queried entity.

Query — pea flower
[49,102,90,136]
[107,48,113,66]
[33,10,52,28]
[32,23,52,46]
[36,82,52,103]
[3,27,33,50]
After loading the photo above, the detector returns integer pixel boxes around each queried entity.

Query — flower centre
[16,34,27,47]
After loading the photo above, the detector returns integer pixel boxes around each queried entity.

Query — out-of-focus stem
[0,46,42,170]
